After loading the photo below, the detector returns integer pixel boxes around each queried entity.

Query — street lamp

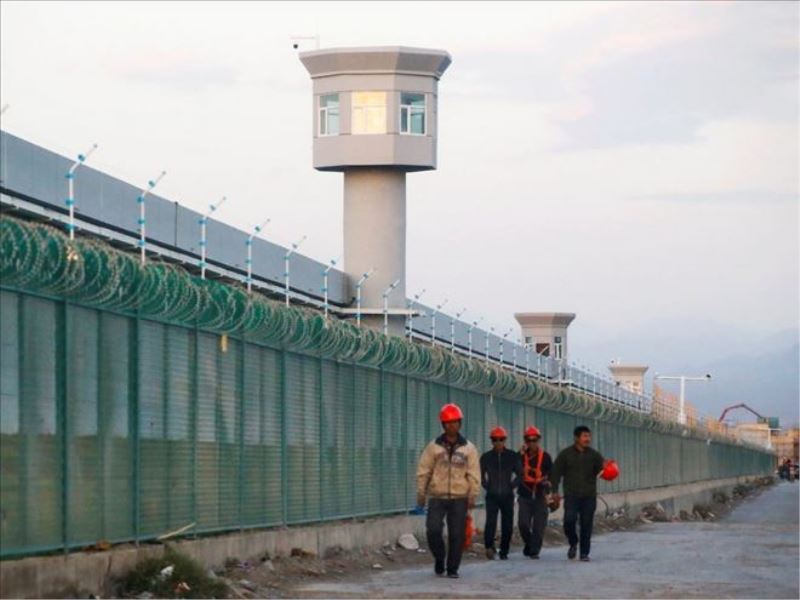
[468,316,483,358]
[245,217,271,292]
[430,298,448,346]
[284,235,307,306]
[136,171,166,265]
[407,289,426,340]
[383,279,401,335]
[65,143,98,241]
[653,373,712,425]
[355,268,375,327]
[199,196,227,280]
[450,307,467,351]
[322,257,339,319]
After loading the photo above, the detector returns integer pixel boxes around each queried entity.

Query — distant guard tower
[608,362,649,394]
[299,46,452,332]
[514,312,576,360]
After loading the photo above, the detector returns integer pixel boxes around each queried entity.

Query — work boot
[485,547,496,560]
[568,545,577,560]
[522,546,531,557]
[499,553,508,560]
[446,570,460,579]
[580,555,590,562]
[530,553,540,560]
[434,559,445,576]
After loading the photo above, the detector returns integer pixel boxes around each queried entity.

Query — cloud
[634,190,799,205]
[112,52,239,91]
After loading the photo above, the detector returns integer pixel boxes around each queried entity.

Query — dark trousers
[426,497,468,573]
[483,494,514,555]
[518,496,548,556]
[563,495,597,557]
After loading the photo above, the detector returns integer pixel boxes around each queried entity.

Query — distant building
[608,362,648,395]
[734,422,772,449]
[772,428,800,462]
[514,312,575,360]
[652,383,698,426]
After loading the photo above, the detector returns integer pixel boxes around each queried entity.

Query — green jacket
[550,445,605,498]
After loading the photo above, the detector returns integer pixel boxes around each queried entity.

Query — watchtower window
[400,93,426,135]
[318,94,340,136]
[352,91,387,134]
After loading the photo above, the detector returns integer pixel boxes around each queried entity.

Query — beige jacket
[416,434,481,501]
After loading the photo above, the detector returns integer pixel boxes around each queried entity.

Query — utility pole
[653,373,712,425]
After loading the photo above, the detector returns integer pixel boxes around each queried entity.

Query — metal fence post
[351,362,357,516]
[130,314,141,545]
[280,349,288,525]
[97,313,107,541]
[379,367,384,512]
[403,373,409,508]
[163,326,171,529]
[318,355,324,520]
[57,300,69,553]
[191,326,198,537]
[238,336,246,530]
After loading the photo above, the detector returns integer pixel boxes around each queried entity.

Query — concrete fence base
[0,475,759,598]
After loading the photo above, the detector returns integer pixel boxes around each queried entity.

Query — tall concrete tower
[299,46,452,332]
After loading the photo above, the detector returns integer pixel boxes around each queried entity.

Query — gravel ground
[283,481,799,599]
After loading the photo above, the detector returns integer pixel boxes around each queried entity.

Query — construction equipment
[599,460,620,481]
[463,513,475,550]
[489,426,508,439]
[719,404,779,429]
[524,425,541,438]
[719,403,764,422]
[440,403,463,423]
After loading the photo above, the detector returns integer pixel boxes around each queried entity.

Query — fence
[0,216,774,558]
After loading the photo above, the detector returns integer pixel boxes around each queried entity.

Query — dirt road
[293,482,800,599]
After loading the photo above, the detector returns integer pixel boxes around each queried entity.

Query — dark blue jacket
[480,448,521,498]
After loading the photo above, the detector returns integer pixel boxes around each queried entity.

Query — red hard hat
[600,459,620,481]
[489,426,508,439]
[439,403,464,423]
[525,426,541,438]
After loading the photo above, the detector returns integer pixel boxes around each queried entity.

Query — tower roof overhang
[299,46,452,79]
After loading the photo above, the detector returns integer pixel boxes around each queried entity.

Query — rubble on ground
[113,478,776,598]
[397,533,420,550]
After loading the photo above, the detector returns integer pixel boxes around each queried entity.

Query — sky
[1,1,798,421]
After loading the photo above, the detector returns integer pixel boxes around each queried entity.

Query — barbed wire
[0,215,760,448]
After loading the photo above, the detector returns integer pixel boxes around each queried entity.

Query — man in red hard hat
[479,426,521,560]
[550,425,606,562]
[416,403,481,579]
[517,425,553,559]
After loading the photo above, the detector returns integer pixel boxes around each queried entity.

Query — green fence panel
[0,216,777,558]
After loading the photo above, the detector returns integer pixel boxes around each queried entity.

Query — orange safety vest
[522,448,544,489]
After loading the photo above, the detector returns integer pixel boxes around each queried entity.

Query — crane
[718,403,764,423]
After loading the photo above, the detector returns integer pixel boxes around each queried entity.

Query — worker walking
[416,403,481,579]
[479,426,521,560]
[550,425,606,562]
[517,425,553,559]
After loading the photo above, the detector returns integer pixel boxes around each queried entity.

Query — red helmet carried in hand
[439,403,464,423]
[489,426,508,439]
[524,425,541,438]
[600,459,620,481]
